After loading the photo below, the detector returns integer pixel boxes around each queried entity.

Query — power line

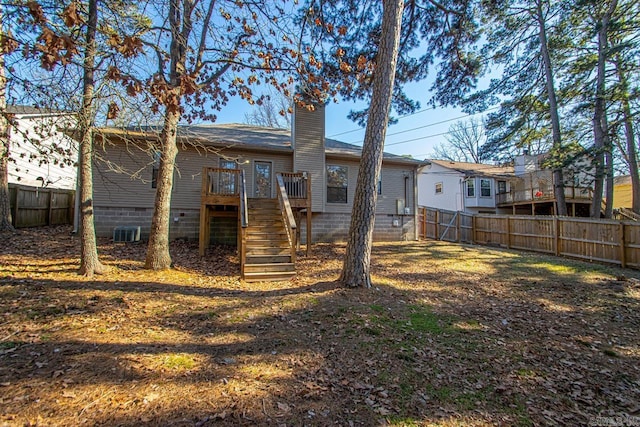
[385,107,498,138]
[326,105,440,138]
[347,108,496,145]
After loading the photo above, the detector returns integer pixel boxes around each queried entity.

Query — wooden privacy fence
[9,184,75,228]
[418,206,640,270]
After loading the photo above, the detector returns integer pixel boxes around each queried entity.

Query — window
[220,159,235,169]
[151,151,161,188]
[219,159,237,194]
[497,180,507,194]
[466,179,475,197]
[327,165,348,203]
[435,182,443,194]
[480,179,491,197]
[377,178,382,195]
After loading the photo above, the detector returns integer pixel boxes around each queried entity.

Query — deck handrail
[239,170,248,228]
[496,185,593,205]
[276,173,297,263]
[202,167,241,196]
[239,170,248,275]
[279,172,308,199]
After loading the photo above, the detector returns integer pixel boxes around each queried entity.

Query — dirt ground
[1,226,639,426]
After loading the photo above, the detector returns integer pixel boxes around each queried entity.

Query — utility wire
[326,105,440,137]
[345,107,497,145]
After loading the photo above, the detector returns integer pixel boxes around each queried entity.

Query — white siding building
[418,159,514,214]
[7,106,77,190]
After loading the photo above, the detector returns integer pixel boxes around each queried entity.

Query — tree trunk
[536,0,566,216]
[615,56,640,215]
[590,0,617,218]
[78,0,105,276]
[339,0,405,288]
[144,106,179,270]
[0,6,14,232]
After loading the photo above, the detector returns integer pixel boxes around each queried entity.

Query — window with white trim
[435,182,443,194]
[466,179,475,197]
[480,179,491,197]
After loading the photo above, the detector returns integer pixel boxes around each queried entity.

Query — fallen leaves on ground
[0,226,639,426]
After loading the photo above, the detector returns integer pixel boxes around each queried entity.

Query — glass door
[254,161,272,198]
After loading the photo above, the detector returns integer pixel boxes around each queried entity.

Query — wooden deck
[198,167,311,280]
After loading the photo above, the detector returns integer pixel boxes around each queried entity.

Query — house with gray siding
[91,105,421,280]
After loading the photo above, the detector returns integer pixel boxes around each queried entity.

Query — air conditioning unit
[113,226,141,243]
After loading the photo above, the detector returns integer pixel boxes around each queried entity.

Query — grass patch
[406,305,446,334]
[0,341,18,350]
[163,353,197,370]
[386,416,420,427]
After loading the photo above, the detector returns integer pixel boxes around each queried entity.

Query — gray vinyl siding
[323,157,417,215]
[378,164,416,215]
[93,141,158,208]
[293,105,325,212]
[93,142,292,209]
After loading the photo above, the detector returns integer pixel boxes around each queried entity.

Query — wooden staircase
[243,198,296,282]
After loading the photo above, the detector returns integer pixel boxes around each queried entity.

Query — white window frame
[466,179,475,198]
[480,179,491,198]
[435,182,443,194]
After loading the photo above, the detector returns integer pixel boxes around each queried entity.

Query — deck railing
[496,186,593,205]
[279,172,309,199]
[239,170,248,274]
[276,173,297,264]
[202,167,242,196]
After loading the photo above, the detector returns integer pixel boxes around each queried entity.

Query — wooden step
[245,255,292,264]
[247,200,278,209]
[243,263,295,273]
[247,232,289,240]
[247,239,291,248]
[245,247,291,256]
[243,270,296,282]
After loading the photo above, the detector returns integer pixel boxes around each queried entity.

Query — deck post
[306,172,312,256]
[198,205,208,256]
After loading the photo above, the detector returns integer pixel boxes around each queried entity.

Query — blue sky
[213,84,489,162]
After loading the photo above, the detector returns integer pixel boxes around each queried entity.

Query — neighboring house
[418,159,514,214]
[613,175,632,209]
[497,152,593,216]
[6,106,77,190]
[90,105,421,280]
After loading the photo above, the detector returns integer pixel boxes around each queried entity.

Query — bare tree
[137,0,305,270]
[244,87,292,129]
[431,117,487,163]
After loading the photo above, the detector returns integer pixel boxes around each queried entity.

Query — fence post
[14,187,20,227]
[620,222,626,268]
[556,217,562,256]
[471,215,476,244]
[506,216,511,249]
[435,209,440,241]
[68,190,75,224]
[553,216,560,256]
[47,190,54,226]
[456,212,460,243]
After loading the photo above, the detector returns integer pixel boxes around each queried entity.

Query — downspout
[460,178,466,213]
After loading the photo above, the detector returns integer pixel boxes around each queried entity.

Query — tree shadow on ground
[0,230,639,426]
